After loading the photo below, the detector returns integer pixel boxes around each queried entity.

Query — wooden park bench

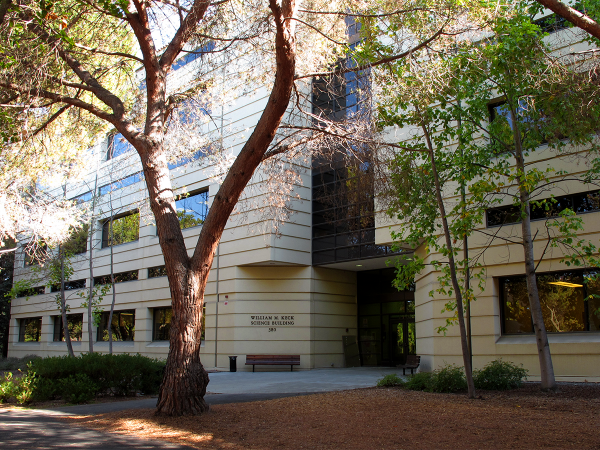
[245,355,301,372]
[398,355,421,375]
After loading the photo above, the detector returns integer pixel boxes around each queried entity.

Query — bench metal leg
[253,365,255,372]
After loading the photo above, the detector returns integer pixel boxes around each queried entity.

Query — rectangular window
[102,212,139,248]
[97,310,135,342]
[62,223,89,255]
[501,270,600,334]
[50,279,86,292]
[93,270,138,286]
[19,317,42,342]
[176,190,209,229]
[23,241,47,267]
[487,190,600,227]
[17,286,46,298]
[171,42,216,71]
[71,191,92,204]
[98,172,143,196]
[107,132,133,160]
[152,306,205,341]
[168,149,206,170]
[153,307,172,341]
[148,265,167,278]
[53,314,83,342]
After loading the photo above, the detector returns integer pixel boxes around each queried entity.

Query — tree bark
[59,249,75,358]
[510,103,556,390]
[535,0,600,40]
[421,119,476,398]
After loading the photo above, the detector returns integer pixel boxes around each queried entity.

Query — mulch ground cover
[60,382,600,449]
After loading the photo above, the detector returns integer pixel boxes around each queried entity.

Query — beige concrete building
[8,14,600,381]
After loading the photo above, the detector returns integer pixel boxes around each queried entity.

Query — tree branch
[535,0,600,40]
[295,24,449,80]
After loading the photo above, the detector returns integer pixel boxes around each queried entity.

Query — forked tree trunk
[510,105,556,390]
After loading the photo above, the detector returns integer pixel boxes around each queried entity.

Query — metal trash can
[229,355,237,372]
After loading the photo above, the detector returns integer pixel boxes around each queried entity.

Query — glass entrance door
[390,316,416,365]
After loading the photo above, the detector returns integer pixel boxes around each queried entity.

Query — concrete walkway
[1,367,403,449]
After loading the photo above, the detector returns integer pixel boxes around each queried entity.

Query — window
[97,310,135,341]
[534,14,570,34]
[16,286,45,297]
[501,270,600,334]
[107,132,133,160]
[62,223,89,255]
[71,191,92,204]
[53,314,83,342]
[23,241,47,267]
[98,172,143,196]
[93,270,138,285]
[153,307,172,341]
[19,317,42,342]
[168,149,206,170]
[50,279,86,292]
[487,189,600,227]
[153,306,205,341]
[175,190,209,229]
[171,42,216,71]
[102,212,139,248]
[148,265,167,278]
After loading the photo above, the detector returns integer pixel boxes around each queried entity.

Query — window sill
[146,341,169,347]
[94,341,135,346]
[497,333,600,345]
[49,341,82,345]
[14,342,41,345]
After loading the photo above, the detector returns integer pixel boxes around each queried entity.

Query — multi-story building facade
[8,11,600,381]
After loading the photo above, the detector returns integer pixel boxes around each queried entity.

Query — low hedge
[1,353,165,404]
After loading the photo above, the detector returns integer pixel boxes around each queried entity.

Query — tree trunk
[156,270,210,415]
[108,211,115,354]
[421,118,476,398]
[59,249,75,357]
[510,104,556,390]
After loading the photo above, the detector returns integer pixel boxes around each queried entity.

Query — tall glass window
[102,212,139,248]
[97,310,135,341]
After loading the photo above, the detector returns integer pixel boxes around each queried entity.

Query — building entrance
[357,269,416,366]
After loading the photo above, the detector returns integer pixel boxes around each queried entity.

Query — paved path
[0,367,402,449]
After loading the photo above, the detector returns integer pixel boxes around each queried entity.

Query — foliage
[376,373,405,387]
[0,371,16,403]
[0,354,41,371]
[29,353,165,398]
[403,371,436,392]
[473,359,528,390]
[59,374,98,404]
[403,365,466,393]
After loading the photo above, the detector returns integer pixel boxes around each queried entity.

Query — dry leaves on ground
[63,383,600,449]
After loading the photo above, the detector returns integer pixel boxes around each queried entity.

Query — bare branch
[295,24,450,80]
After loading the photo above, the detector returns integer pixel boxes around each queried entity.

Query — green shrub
[473,359,528,390]
[14,371,37,404]
[0,372,17,403]
[403,364,466,393]
[0,355,41,371]
[28,353,165,400]
[432,364,467,393]
[377,373,404,387]
[404,371,435,391]
[60,374,98,404]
